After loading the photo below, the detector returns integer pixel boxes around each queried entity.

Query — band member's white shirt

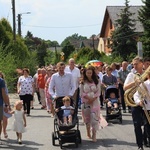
[124,72,135,85]
[134,79,150,110]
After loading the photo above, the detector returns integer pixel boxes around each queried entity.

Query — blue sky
[0,0,143,44]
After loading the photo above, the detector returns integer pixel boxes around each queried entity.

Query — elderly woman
[17,68,34,116]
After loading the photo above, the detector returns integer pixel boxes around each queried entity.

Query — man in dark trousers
[124,56,145,150]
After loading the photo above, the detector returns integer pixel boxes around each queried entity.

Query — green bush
[0,44,17,92]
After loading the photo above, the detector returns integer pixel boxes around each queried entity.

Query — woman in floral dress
[79,66,101,142]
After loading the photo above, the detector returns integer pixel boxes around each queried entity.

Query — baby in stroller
[104,85,120,114]
[106,92,119,114]
[56,96,74,126]
[52,96,81,148]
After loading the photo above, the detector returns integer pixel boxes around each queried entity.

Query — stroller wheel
[119,118,122,124]
[106,117,109,122]
[59,140,63,149]
[75,139,78,148]
[77,130,82,144]
[52,132,56,146]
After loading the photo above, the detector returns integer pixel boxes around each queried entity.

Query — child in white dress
[11,100,26,144]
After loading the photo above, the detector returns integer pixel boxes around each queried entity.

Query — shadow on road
[59,138,137,150]
[0,138,43,150]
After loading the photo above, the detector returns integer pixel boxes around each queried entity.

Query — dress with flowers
[80,81,101,131]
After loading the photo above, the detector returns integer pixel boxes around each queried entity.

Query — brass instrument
[124,65,150,124]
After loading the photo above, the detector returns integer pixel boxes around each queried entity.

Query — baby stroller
[52,97,81,149]
[105,85,122,123]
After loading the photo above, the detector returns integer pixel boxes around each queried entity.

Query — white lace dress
[12,110,26,133]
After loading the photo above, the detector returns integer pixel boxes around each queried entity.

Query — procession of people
[0,56,150,150]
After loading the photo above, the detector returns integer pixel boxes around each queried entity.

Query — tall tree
[109,0,137,60]
[61,33,87,47]
[36,41,47,67]
[0,19,11,47]
[138,0,150,57]
[1,18,12,33]
[61,41,75,61]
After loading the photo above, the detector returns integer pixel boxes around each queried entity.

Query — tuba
[124,65,150,124]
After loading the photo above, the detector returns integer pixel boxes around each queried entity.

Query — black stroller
[52,97,81,149]
[105,85,122,123]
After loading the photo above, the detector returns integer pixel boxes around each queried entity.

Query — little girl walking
[11,100,26,144]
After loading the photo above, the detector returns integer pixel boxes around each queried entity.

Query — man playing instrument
[134,71,150,148]
[124,56,144,150]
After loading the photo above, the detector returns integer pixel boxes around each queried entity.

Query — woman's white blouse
[18,75,34,95]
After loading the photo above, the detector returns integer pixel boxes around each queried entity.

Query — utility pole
[18,14,21,36]
[17,12,31,37]
[12,0,16,41]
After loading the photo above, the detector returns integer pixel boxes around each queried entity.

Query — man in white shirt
[65,58,80,106]
[133,58,150,148]
[133,73,150,148]
[49,62,75,99]
[124,56,144,150]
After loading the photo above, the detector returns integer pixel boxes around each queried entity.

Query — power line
[22,23,101,29]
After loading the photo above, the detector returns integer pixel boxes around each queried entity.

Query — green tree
[45,50,55,65]
[138,0,150,57]
[36,41,47,67]
[0,21,10,47]
[0,18,12,33]
[0,43,17,92]
[7,38,29,62]
[0,18,29,61]
[61,41,75,61]
[109,0,137,60]
[76,47,101,65]
[61,33,87,47]
[24,31,42,51]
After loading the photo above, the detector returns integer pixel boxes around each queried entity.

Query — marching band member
[124,56,144,150]
[134,70,150,148]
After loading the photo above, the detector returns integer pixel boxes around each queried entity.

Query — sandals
[4,133,8,138]
[92,130,97,142]
[86,125,91,139]
[87,133,92,139]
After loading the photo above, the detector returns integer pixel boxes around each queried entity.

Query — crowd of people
[0,56,150,149]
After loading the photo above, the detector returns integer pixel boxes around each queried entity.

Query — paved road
[0,94,149,150]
